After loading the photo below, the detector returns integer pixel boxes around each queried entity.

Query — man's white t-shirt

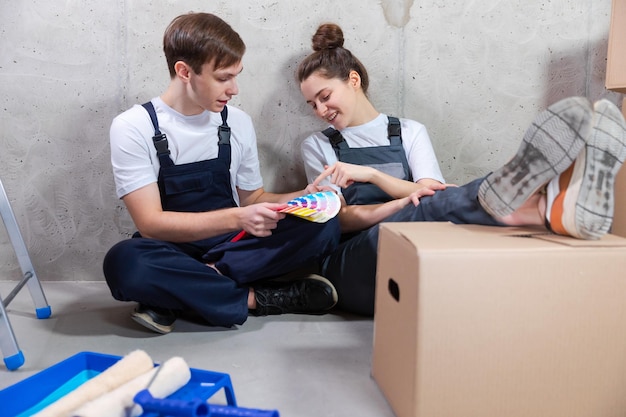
[301,113,445,194]
[110,97,263,205]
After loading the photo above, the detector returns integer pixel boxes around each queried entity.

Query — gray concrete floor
[0,281,395,416]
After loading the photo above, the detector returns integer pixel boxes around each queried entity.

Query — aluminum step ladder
[0,179,51,371]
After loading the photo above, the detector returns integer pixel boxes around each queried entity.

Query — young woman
[295,23,626,316]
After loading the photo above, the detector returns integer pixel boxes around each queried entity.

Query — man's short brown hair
[163,12,246,78]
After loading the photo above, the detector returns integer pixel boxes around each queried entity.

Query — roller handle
[134,390,208,416]
[134,390,280,417]
[208,404,279,417]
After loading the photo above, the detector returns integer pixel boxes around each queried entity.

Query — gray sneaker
[478,97,593,218]
[545,99,626,239]
[131,304,177,334]
[252,274,338,316]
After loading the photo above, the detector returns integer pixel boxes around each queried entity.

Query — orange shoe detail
[549,164,574,235]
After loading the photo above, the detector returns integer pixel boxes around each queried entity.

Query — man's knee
[317,217,341,251]
[103,239,145,296]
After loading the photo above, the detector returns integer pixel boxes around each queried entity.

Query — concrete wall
[0,0,619,281]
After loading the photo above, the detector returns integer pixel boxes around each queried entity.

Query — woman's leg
[321,178,502,316]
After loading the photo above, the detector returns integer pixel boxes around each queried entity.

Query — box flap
[381,222,626,250]
[534,232,626,247]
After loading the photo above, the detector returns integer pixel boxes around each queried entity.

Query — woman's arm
[313,161,446,199]
[335,187,436,233]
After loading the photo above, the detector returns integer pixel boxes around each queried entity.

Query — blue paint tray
[0,351,278,417]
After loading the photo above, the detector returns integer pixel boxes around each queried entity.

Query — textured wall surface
[0,0,620,281]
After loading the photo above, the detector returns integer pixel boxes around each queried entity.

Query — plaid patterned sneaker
[545,99,626,239]
[478,97,593,218]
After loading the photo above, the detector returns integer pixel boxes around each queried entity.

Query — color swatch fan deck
[279,191,341,223]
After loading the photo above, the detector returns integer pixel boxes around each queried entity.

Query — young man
[103,13,341,334]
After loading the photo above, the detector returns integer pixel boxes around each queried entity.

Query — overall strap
[215,106,233,173]
[387,116,412,182]
[218,106,231,145]
[323,116,403,149]
[142,101,174,167]
[322,127,348,149]
[387,116,402,146]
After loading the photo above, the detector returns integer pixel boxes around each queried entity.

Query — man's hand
[238,203,287,237]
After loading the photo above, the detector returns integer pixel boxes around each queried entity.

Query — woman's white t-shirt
[301,113,445,194]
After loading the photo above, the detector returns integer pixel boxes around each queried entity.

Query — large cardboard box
[372,222,626,417]
[606,0,626,237]
[606,0,626,93]
[613,135,626,237]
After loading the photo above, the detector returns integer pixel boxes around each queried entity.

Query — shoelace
[260,282,308,311]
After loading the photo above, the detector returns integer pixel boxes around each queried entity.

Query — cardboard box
[608,98,626,238]
[372,222,626,417]
[606,0,626,237]
[606,0,626,93]
[613,131,626,238]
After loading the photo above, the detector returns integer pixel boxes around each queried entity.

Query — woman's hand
[303,182,336,195]
[313,162,377,188]
[407,186,438,206]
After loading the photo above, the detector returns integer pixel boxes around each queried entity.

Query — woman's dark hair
[163,12,245,78]
[296,23,369,94]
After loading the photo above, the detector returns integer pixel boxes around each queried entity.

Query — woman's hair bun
[311,23,344,51]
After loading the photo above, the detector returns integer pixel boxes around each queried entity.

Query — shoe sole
[131,311,174,334]
[478,97,592,218]
[558,99,626,239]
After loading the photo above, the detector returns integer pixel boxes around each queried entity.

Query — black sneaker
[131,304,177,334]
[252,274,338,316]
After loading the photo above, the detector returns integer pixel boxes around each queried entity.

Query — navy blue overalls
[322,116,412,206]
[103,102,340,326]
[318,117,499,316]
